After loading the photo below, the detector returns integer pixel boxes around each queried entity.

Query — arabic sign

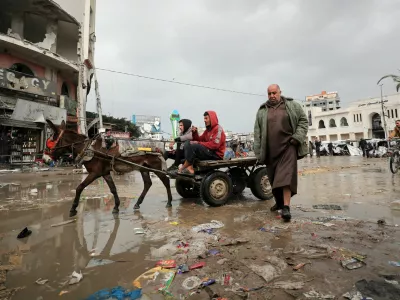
[109,131,130,139]
[358,99,388,107]
[11,99,66,125]
[132,115,161,133]
[0,68,57,97]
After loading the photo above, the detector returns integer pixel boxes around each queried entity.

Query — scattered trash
[158,270,176,296]
[182,276,202,290]
[150,244,179,258]
[134,228,145,234]
[248,256,287,282]
[342,289,366,300]
[17,227,32,239]
[201,279,216,287]
[312,221,335,227]
[355,279,400,300]
[311,233,317,239]
[217,258,228,265]
[86,259,115,268]
[86,286,142,300]
[377,219,386,225]
[388,261,400,267]
[177,264,189,274]
[312,204,342,210]
[208,249,220,256]
[156,260,176,269]
[390,200,400,210]
[222,274,233,286]
[303,290,335,299]
[341,258,364,270]
[69,271,83,285]
[59,291,69,296]
[189,262,205,270]
[272,281,305,290]
[217,238,249,246]
[169,221,179,225]
[192,220,224,233]
[35,278,48,285]
[293,263,307,271]
[50,219,76,227]
[385,279,399,285]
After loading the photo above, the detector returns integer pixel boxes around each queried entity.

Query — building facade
[0,0,96,165]
[303,93,400,142]
[305,91,341,112]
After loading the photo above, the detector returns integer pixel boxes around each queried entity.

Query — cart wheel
[250,167,273,200]
[175,178,199,198]
[390,152,399,174]
[200,171,233,207]
[228,167,247,194]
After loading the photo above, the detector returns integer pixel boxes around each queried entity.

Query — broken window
[56,21,79,61]
[0,12,12,34]
[61,82,69,97]
[9,63,34,78]
[23,13,47,43]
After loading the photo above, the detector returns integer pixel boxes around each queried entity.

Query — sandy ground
[0,156,400,299]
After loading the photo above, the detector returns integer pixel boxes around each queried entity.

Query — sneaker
[167,165,179,172]
[281,206,291,221]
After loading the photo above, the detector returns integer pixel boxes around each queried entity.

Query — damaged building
[0,0,96,165]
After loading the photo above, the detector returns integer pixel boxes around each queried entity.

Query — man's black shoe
[270,203,282,212]
[281,206,291,221]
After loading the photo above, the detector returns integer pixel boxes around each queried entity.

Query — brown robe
[266,100,298,197]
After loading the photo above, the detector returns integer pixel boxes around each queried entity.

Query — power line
[95,67,266,97]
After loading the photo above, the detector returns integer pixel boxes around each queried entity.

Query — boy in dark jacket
[164,119,192,171]
[178,111,226,175]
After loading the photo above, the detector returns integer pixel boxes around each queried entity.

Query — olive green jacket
[254,96,309,163]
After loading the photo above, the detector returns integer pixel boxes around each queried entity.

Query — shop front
[0,99,66,166]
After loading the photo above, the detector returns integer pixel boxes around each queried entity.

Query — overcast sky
[86,0,400,133]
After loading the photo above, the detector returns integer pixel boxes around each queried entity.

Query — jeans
[163,145,185,166]
[184,141,220,164]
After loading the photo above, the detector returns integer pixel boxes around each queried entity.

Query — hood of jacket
[205,110,219,130]
[180,119,192,133]
[259,96,293,109]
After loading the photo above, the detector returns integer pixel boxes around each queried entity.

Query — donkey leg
[70,172,99,217]
[134,171,152,210]
[156,172,173,208]
[103,173,120,214]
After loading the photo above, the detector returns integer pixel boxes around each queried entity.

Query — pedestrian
[308,140,314,157]
[253,84,308,221]
[328,142,334,156]
[315,138,321,158]
[359,138,367,158]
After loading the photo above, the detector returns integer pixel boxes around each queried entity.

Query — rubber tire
[250,167,273,200]
[390,152,399,174]
[200,171,233,207]
[229,167,247,194]
[175,178,199,198]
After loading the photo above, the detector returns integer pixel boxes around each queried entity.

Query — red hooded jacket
[192,111,226,158]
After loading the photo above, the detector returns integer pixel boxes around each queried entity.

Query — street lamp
[379,84,388,139]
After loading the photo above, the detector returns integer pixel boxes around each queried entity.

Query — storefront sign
[11,99,66,125]
[110,131,130,139]
[0,68,57,97]
[358,99,388,107]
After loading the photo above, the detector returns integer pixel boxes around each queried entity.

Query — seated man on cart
[178,111,226,175]
[164,119,193,171]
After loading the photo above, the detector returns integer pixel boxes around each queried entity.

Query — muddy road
[1,156,400,299]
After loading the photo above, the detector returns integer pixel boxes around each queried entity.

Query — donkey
[46,120,172,217]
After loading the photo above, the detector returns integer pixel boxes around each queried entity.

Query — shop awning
[10,99,66,125]
[0,118,43,129]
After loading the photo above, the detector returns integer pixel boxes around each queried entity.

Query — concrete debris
[272,281,305,290]
[248,256,286,283]
[303,290,335,299]
[68,271,83,285]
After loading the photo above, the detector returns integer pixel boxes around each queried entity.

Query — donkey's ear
[60,120,66,130]
[46,119,58,133]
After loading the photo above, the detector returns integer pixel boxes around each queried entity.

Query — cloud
[87,0,400,133]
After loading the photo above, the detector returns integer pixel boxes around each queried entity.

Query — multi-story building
[0,0,96,165]
[304,92,400,142]
[305,91,341,112]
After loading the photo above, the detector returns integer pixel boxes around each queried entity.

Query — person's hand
[190,141,199,144]
[192,126,198,133]
[290,139,299,146]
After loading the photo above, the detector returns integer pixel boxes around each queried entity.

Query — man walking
[308,140,314,157]
[315,138,321,158]
[359,138,367,158]
[328,142,334,156]
[254,84,308,221]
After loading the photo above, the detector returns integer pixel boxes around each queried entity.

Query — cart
[170,157,273,207]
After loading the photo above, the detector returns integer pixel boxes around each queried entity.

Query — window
[61,82,69,97]
[354,114,356,122]
[8,63,34,78]
[318,120,326,129]
[391,109,394,118]
[359,114,362,122]
[356,114,359,122]
[329,101,333,104]
[340,117,348,127]
[313,104,317,106]
[396,109,398,118]
[329,119,337,127]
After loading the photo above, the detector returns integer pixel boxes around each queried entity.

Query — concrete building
[0,0,96,165]
[303,92,400,142]
[305,91,341,112]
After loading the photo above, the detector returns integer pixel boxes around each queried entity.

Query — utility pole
[379,84,388,139]
[93,69,104,130]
